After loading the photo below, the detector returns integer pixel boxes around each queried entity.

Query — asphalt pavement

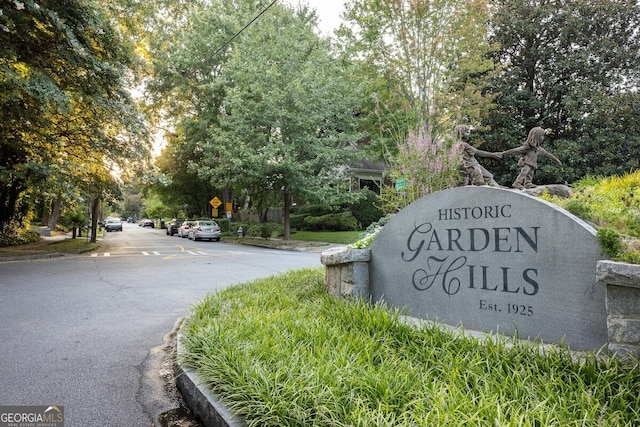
[0,224,327,426]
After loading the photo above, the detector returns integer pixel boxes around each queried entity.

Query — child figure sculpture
[456,125,502,186]
[501,127,562,189]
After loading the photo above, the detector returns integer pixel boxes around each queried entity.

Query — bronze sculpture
[455,125,502,186]
[501,127,562,189]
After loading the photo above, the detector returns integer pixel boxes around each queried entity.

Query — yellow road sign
[209,196,222,208]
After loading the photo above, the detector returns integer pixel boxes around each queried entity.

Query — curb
[0,252,67,262]
[175,333,247,427]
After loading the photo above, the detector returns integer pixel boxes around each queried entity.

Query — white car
[177,221,194,238]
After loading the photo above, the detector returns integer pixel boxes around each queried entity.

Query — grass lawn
[291,230,361,244]
[0,236,100,256]
[180,268,640,427]
[46,237,101,253]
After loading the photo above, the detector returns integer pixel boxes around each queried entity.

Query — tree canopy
[3,0,640,235]
[476,0,640,186]
[337,0,494,158]
[147,0,364,237]
[0,0,150,234]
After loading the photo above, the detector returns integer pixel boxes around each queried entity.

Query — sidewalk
[0,232,94,259]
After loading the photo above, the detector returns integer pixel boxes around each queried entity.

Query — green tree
[337,0,494,156]
[0,0,150,235]
[144,0,250,219]
[153,121,214,218]
[147,1,364,238]
[477,0,640,186]
[201,3,363,239]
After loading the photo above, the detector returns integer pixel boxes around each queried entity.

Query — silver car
[187,220,221,241]
[104,218,123,232]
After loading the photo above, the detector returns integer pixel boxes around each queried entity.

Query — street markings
[90,249,253,258]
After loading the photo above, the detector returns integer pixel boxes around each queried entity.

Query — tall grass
[543,170,640,262]
[552,171,640,237]
[180,268,640,427]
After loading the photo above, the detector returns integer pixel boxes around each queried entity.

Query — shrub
[303,212,358,231]
[217,220,231,233]
[349,214,395,249]
[563,199,592,220]
[294,204,335,216]
[343,189,384,230]
[242,222,284,238]
[289,214,309,231]
[597,227,624,259]
[0,230,40,247]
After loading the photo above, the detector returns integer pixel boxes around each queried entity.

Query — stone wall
[320,247,370,299]
[596,260,640,357]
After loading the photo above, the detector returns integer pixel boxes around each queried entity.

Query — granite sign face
[369,186,607,350]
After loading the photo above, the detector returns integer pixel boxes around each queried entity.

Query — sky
[284,0,348,35]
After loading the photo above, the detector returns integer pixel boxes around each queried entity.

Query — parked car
[166,218,185,236]
[139,219,154,228]
[188,220,222,241]
[104,218,123,232]
[177,221,194,238]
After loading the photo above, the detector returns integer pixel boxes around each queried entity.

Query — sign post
[209,197,222,218]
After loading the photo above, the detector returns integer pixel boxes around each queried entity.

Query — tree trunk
[48,198,62,230]
[41,198,51,226]
[259,208,269,223]
[283,189,291,241]
[0,183,24,233]
[89,197,100,243]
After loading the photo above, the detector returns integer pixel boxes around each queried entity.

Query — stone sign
[369,186,607,350]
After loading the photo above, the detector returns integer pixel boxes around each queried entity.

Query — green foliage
[349,214,394,249]
[549,171,640,263]
[343,189,384,230]
[619,250,640,265]
[181,268,640,426]
[142,194,174,220]
[289,214,308,231]
[151,120,217,218]
[477,0,640,185]
[303,212,359,232]
[338,0,494,144]
[0,0,150,233]
[294,204,336,217]
[0,230,41,248]
[62,209,88,228]
[563,199,592,222]
[566,171,640,237]
[257,222,283,239]
[240,222,283,239]
[288,231,361,245]
[149,2,364,228]
[597,227,624,259]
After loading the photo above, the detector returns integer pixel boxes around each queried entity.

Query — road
[0,223,323,426]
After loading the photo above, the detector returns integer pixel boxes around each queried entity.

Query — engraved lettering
[522,268,539,295]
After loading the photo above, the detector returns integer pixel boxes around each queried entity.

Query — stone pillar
[596,260,640,357]
[321,247,371,299]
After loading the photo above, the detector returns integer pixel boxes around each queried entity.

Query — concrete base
[175,334,246,427]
